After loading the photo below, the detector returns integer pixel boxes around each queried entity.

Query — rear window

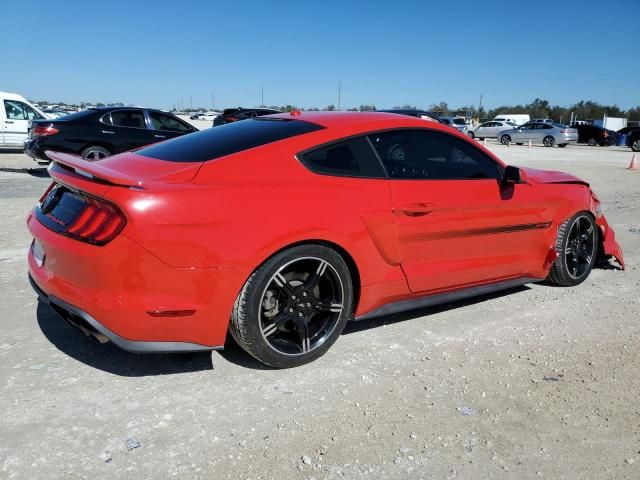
[299,137,386,178]
[137,118,324,162]
[453,118,466,125]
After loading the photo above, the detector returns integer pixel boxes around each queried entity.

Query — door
[146,110,194,143]
[2,100,45,146]
[516,123,536,142]
[369,129,551,293]
[475,122,491,138]
[106,109,154,152]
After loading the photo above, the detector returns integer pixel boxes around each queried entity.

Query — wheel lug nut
[302,292,307,297]
[298,312,303,317]
[289,308,293,312]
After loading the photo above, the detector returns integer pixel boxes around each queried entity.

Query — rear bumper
[27,210,243,353]
[29,274,217,353]
[24,139,51,162]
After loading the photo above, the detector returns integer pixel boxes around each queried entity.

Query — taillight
[66,197,126,245]
[226,116,239,122]
[603,131,609,137]
[560,129,572,133]
[32,125,59,136]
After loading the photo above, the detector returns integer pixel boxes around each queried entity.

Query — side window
[111,110,146,129]
[4,100,26,120]
[149,111,190,132]
[23,103,44,120]
[101,113,113,125]
[369,129,502,180]
[299,137,386,178]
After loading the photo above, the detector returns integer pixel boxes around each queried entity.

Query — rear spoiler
[45,150,143,188]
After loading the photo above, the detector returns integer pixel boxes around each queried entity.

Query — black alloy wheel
[548,213,598,286]
[230,245,353,368]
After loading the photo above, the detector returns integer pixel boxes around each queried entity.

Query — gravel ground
[1,142,639,479]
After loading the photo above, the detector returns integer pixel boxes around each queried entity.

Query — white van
[0,91,49,149]
[493,113,530,126]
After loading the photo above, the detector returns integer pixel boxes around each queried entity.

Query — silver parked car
[498,122,578,147]
[467,120,517,140]
[439,116,468,133]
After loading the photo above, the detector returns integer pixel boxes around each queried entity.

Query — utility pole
[337,81,342,110]
[478,94,483,119]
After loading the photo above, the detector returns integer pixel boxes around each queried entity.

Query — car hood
[520,167,589,186]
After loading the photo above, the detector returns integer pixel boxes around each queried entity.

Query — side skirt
[354,277,540,321]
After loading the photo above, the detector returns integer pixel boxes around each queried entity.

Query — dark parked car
[572,124,617,146]
[213,107,280,126]
[25,107,198,163]
[617,126,640,136]
[378,109,443,123]
[627,129,640,152]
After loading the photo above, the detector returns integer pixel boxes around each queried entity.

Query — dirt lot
[1,142,639,479]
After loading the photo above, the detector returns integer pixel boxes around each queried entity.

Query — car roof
[88,106,172,114]
[265,111,467,136]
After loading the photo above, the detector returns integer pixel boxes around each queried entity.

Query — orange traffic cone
[629,154,638,170]
[528,140,532,148]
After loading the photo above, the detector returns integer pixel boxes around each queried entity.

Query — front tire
[500,134,511,145]
[587,138,598,146]
[547,213,598,286]
[631,138,640,152]
[543,136,555,147]
[467,131,475,139]
[229,245,354,368]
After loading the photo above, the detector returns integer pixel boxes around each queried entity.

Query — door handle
[401,203,434,217]
[102,130,115,134]
[154,134,166,139]
[5,120,14,124]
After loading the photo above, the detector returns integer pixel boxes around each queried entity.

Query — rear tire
[547,213,598,287]
[631,138,640,152]
[81,146,111,161]
[229,244,354,368]
[558,144,568,148]
[467,131,475,139]
[587,138,597,146]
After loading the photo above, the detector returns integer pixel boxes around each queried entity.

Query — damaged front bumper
[597,215,624,269]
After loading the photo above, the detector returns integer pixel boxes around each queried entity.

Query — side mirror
[503,165,521,184]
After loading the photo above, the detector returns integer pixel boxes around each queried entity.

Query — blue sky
[5,0,640,110]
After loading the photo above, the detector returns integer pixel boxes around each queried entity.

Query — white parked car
[467,120,517,140]
[197,111,221,121]
[493,114,530,126]
[0,91,50,149]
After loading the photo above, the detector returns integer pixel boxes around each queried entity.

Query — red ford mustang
[27,112,624,368]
